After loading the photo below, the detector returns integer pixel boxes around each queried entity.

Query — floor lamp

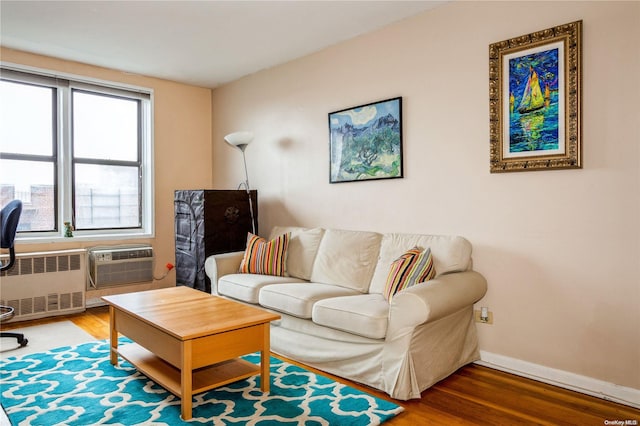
[224,131,256,235]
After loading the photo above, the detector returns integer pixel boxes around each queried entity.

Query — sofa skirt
[269,306,480,400]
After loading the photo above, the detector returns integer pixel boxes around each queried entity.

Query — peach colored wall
[1,47,213,297]
[212,2,640,390]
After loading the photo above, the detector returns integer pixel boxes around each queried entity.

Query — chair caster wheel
[19,338,28,347]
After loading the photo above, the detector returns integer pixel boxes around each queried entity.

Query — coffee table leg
[261,324,270,392]
[181,340,193,420]
[109,306,118,366]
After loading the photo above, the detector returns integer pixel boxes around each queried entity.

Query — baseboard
[475,351,640,409]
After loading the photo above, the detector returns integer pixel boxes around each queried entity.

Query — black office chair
[1,200,28,347]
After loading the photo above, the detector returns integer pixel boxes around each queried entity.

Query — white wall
[211,1,640,395]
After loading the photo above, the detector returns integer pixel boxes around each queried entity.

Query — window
[0,67,153,240]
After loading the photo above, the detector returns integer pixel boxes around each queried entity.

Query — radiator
[87,245,154,290]
[0,249,86,322]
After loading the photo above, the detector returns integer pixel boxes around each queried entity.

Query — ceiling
[0,1,445,89]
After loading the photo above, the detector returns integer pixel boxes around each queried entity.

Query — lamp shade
[224,131,254,151]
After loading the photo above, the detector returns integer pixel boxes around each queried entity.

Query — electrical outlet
[474,309,494,324]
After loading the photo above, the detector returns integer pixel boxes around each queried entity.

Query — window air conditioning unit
[87,245,154,289]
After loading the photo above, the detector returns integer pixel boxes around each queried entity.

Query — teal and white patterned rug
[0,339,403,425]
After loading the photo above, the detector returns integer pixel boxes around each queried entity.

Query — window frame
[0,63,155,243]
[71,87,143,231]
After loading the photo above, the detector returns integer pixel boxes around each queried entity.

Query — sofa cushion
[310,229,382,292]
[259,283,360,319]
[218,274,305,304]
[312,294,389,339]
[270,226,324,280]
[383,247,436,301]
[239,232,289,276]
[369,233,472,294]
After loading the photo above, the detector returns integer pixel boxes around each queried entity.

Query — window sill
[17,231,154,244]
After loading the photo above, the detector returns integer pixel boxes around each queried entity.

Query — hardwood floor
[3,307,639,425]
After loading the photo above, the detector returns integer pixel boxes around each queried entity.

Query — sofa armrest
[387,270,487,335]
[204,251,244,295]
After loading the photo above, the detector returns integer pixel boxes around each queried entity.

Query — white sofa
[205,226,487,400]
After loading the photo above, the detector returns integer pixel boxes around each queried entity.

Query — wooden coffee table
[102,286,280,420]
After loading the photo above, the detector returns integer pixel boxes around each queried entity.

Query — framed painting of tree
[328,97,403,183]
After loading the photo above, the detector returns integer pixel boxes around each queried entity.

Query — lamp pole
[224,131,257,236]
[238,145,256,235]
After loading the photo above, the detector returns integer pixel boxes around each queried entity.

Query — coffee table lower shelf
[117,343,260,397]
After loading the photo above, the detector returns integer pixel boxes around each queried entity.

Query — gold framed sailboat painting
[489,21,582,172]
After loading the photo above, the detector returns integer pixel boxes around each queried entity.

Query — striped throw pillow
[239,232,290,276]
[383,247,436,301]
